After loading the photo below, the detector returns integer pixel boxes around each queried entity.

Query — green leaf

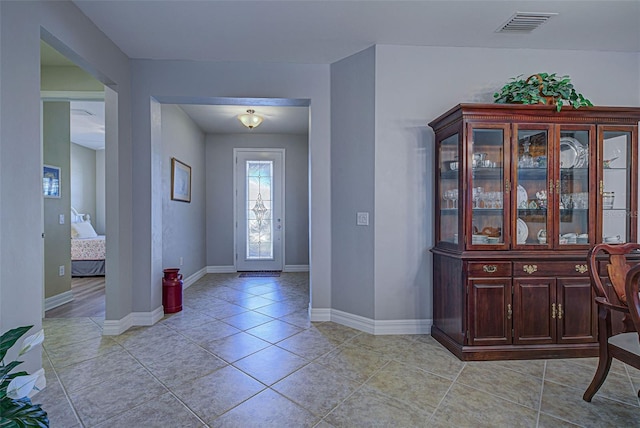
[0,361,23,379]
[0,397,49,428]
[0,327,32,362]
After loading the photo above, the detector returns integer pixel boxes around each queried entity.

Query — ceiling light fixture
[237,109,263,129]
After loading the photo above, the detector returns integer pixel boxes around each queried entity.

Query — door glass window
[246,161,273,259]
[602,131,631,243]
[439,134,459,244]
[558,130,590,245]
[516,129,549,246]
[471,128,504,246]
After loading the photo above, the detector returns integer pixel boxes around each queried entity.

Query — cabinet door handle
[523,265,538,274]
[507,304,512,320]
[551,303,557,319]
[558,304,563,319]
[575,264,588,274]
[483,265,498,273]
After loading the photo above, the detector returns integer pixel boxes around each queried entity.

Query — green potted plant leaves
[494,73,593,112]
[1,325,48,427]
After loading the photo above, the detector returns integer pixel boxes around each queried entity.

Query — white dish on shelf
[517,218,528,244]
[472,234,488,244]
[560,137,587,168]
[517,185,528,209]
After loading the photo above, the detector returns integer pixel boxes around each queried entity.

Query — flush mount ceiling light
[496,11,558,33]
[237,109,264,129]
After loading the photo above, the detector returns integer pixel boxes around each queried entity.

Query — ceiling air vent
[496,12,558,33]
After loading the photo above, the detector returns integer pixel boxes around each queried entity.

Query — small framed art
[43,165,61,198]
[171,158,191,202]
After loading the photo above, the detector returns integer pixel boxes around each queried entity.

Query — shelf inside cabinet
[517,168,547,180]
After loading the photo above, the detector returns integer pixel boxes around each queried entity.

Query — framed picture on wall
[43,164,61,198]
[171,158,191,202]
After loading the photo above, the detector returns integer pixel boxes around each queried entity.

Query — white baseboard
[102,306,164,335]
[103,314,133,335]
[44,291,74,311]
[310,307,331,322]
[206,265,309,273]
[284,264,309,272]
[310,308,432,335]
[330,309,376,334]
[183,267,207,289]
[207,265,236,273]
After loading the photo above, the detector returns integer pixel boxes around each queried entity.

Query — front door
[235,149,284,271]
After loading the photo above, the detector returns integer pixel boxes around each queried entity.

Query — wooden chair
[583,243,640,402]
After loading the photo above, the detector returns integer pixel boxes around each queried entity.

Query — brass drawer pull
[558,304,563,319]
[551,303,557,319]
[507,304,512,320]
[483,265,498,273]
[575,264,588,274]
[523,265,538,275]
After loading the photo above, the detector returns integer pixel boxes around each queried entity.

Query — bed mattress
[71,235,105,260]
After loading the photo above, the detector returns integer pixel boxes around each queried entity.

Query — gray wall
[330,47,376,318]
[41,64,105,92]
[70,142,96,226]
[161,104,206,278]
[372,45,640,321]
[206,133,309,268]
[130,60,331,314]
[43,102,71,299]
[1,0,132,370]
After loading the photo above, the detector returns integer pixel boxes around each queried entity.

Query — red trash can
[162,268,183,313]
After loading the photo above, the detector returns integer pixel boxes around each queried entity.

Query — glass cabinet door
[469,127,506,247]
[439,134,459,245]
[601,129,633,244]
[514,126,551,246]
[557,128,592,247]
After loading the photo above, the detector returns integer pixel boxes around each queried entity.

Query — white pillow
[71,221,98,239]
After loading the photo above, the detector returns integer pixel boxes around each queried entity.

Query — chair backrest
[625,263,640,339]
[588,243,640,303]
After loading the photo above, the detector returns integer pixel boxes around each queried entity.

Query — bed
[71,208,106,276]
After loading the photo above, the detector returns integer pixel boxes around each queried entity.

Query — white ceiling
[57,1,640,147]
[73,0,640,64]
[70,101,106,150]
[180,105,309,134]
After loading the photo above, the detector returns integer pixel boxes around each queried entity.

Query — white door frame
[233,148,285,271]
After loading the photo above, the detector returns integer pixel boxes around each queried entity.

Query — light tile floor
[38,273,640,427]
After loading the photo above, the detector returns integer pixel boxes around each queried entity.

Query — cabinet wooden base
[431,326,598,361]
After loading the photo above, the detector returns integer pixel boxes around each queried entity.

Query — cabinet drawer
[468,262,512,277]
[514,261,590,277]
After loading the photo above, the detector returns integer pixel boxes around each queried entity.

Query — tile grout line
[535,359,547,428]
[426,360,466,424]
[41,344,85,427]
[318,359,394,424]
[106,337,212,428]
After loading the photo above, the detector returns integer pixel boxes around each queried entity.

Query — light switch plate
[357,212,369,226]
[59,214,65,224]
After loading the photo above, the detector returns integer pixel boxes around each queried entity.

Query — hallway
[38,273,640,427]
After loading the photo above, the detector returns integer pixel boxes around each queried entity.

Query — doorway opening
[40,37,114,320]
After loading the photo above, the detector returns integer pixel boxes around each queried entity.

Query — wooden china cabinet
[429,104,640,361]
